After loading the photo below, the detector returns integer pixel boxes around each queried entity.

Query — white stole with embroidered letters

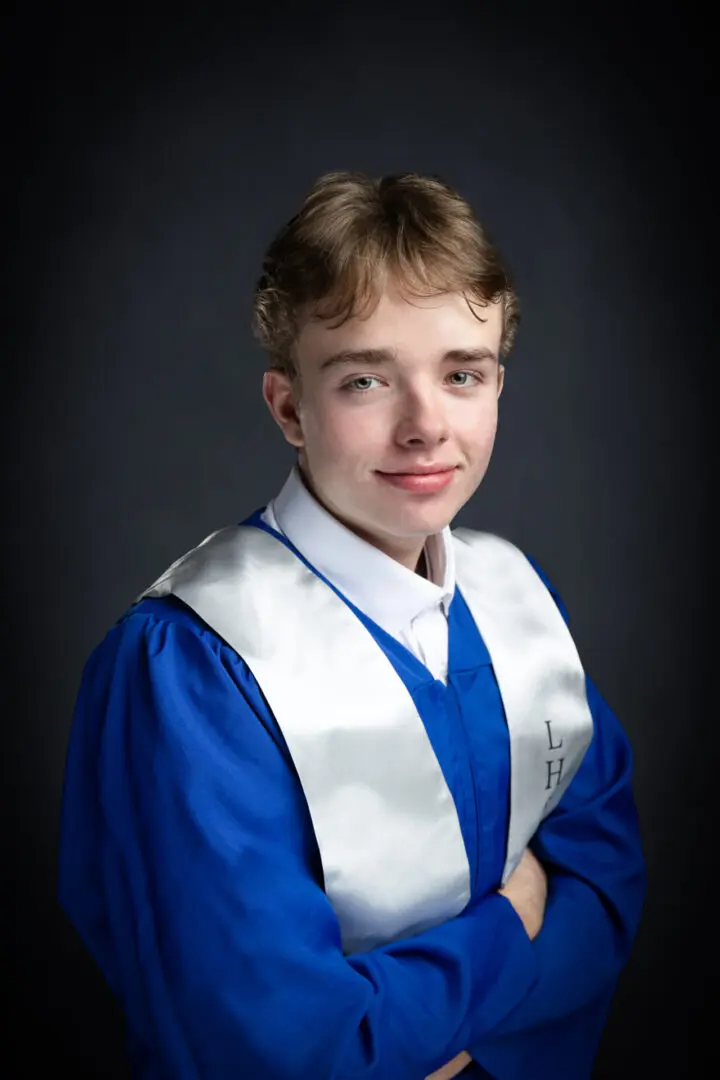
[138,524,593,955]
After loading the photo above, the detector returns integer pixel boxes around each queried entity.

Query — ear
[262,370,305,449]
[496,364,505,398]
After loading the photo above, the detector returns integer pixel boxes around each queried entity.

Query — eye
[447,370,483,387]
[343,375,383,392]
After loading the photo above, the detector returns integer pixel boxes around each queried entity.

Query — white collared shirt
[260,467,455,683]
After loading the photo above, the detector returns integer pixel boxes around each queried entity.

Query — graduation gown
[58,513,645,1079]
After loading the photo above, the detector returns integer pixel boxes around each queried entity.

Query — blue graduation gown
[58,515,645,1079]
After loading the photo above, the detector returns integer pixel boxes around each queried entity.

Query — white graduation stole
[139,525,593,955]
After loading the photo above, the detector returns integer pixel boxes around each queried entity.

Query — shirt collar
[267,466,456,632]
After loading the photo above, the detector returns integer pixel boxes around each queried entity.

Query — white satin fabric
[139,524,593,952]
[453,530,593,881]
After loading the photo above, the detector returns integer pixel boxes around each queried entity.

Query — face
[263,282,505,568]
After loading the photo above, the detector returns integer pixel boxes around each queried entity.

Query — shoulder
[81,594,255,691]
[451,527,570,625]
[522,553,570,624]
[74,595,291,757]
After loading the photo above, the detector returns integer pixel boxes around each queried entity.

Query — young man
[59,172,645,1080]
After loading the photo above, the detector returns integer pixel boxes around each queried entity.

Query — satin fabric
[137,516,592,954]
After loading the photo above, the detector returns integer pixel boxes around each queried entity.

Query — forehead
[296,286,503,366]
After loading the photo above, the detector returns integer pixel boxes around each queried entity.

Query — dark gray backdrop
[2,4,715,1077]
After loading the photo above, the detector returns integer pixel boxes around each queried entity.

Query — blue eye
[448,371,482,387]
[344,376,381,392]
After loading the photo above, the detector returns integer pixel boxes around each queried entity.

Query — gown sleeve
[469,560,646,1080]
[58,600,539,1080]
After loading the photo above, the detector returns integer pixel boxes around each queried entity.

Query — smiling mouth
[375,467,457,493]
[378,466,457,476]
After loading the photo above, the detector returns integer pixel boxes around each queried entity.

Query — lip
[376,466,457,494]
[380,465,457,476]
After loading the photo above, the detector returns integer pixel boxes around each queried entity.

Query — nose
[393,385,449,449]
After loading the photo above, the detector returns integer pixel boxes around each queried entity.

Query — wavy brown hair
[252,171,519,380]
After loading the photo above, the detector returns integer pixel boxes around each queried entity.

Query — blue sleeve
[58,601,539,1080]
[469,559,646,1077]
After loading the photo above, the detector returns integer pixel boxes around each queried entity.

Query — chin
[385,505,457,537]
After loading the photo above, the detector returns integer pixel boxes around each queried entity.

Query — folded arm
[59,603,540,1080]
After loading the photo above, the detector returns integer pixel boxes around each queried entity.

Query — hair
[252,171,519,381]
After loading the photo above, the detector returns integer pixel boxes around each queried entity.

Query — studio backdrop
[2,6,714,1077]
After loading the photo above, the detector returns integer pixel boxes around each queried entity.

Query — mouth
[375,466,457,494]
[380,465,457,476]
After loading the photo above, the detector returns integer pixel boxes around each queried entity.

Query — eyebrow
[443,347,499,364]
[317,346,498,372]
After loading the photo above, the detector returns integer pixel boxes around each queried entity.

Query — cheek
[458,401,498,451]
[303,400,373,458]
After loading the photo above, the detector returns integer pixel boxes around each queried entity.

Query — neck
[296,464,428,573]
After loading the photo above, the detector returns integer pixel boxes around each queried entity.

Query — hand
[425,1050,472,1080]
[498,847,547,941]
